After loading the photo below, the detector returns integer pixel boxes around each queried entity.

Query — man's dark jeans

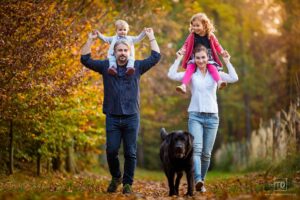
[105,113,140,185]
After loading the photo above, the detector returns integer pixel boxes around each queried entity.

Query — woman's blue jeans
[188,112,219,183]
[105,113,140,185]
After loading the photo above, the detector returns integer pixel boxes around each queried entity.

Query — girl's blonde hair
[190,13,215,37]
[115,20,129,30]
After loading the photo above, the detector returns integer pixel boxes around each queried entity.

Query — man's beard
[118,55,128,64]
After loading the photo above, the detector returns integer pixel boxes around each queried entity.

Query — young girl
[176,13,227,93]
[96,20,145,76]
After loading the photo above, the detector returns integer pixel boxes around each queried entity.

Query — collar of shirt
[194,68,208,77]
[117,35,126,40]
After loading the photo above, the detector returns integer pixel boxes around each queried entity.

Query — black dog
[160,128,194,196]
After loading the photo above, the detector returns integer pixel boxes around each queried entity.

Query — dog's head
[161,128,194,159]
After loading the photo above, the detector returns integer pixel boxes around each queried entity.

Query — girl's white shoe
[217,80,227,90]
[176,84,187,94]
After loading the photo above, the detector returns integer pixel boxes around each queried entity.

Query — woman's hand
[93,29,101,37]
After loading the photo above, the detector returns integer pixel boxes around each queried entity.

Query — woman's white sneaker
[195,180,206,193]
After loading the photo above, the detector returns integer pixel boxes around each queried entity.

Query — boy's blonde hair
[190,13,215,37]
[115,20,129,30]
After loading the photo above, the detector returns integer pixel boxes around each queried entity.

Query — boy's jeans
[188,112,219,182]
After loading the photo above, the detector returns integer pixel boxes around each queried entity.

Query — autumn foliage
[0,0,299,177]
[0,1,108,174]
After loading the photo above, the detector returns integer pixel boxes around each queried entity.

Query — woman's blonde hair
[190,13,215,37]
[115,20,129,30]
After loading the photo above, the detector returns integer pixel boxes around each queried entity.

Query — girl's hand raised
[222,50,231,63]
[176,49,185,59]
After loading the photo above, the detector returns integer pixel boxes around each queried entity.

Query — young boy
[96,20,146,75]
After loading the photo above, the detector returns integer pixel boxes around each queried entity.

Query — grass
[135,168,165,181]
[134,168,245,182]
[205,170,245,182]
[91,166,244,182]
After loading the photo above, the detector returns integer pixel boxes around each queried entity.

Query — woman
[167,45,238,192]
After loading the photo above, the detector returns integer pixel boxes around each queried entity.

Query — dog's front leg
[167,170,176,196]
[174,171,183,195]
[185,168,194,196]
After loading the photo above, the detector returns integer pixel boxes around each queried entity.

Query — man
[80,28,160,194]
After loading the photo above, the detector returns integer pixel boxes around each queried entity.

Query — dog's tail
[160,128,168,141]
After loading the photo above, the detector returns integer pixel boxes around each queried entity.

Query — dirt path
[0,172,299,200]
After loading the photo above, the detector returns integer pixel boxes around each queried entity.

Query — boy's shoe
[107,177,122,193]
[195,180,206,193]
[217,80,227,90]
[126,67,135,75]
[176,84,186,94]
[122,184,132,194]
[108,67,117,76]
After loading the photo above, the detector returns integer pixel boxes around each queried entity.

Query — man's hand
[145,28,155,40]
[81,31,97,55]
[144,27,160,53]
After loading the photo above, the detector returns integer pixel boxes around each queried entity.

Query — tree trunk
[237,11,252,141]
[282,0,300,109]
[65,138,77,174]
[296,118,300,152]
[273,112,281,160]
[37,152,41,176]
[46,159,51,173]
[35,132,42,176]
[285,47,293,109]
[52,155,62,171]
[244,93,252,141]
[280,0,300,152]
[98,144,107,167]
[137,128,145,168]
[8,119,13,175]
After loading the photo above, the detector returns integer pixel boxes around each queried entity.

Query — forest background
[0,0,299,179]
